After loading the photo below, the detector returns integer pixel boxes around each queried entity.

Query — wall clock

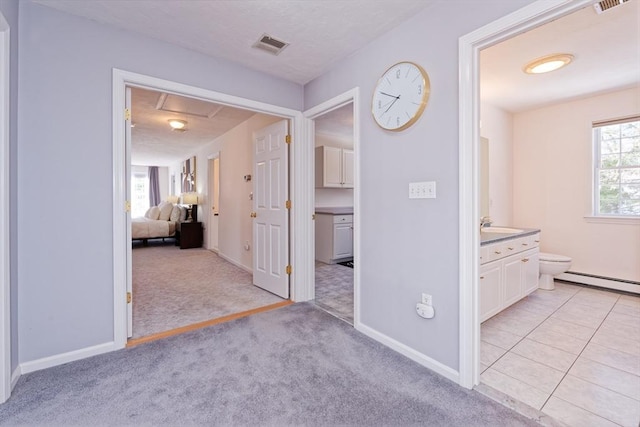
[371,61,430,131]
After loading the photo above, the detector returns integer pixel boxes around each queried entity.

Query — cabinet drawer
[333,215,353,224]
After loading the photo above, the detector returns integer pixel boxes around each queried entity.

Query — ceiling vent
[593,0,629,14]
[252,34,289,56]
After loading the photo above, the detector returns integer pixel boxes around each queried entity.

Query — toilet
[538,252,572,290]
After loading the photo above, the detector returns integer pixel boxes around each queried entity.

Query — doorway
[312,102,355,324]
[113,70,306,348]
[207,155,219,252]
[304,88,361,327]
[457,0,595,389]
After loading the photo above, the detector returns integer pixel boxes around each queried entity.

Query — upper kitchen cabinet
[315,145,354,188]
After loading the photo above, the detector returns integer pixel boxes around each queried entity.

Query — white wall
[315,133,354,208]
[480,102,513,226]
[16,1,302,364]
[193,113,281,271]
[513,87,640,282]
[305,0,534,372]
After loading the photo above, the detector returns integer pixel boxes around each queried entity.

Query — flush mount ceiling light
[523,54,574,74]
[168,119,187,130]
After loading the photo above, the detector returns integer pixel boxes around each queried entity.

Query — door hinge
[285,200,291,209]
[250,212,257,218]
[126,292,132,304]
[312,213,316,220]
[285,134,291,144]
[125,200,131,213]
[124,108,131,121]
[285,265,292,275]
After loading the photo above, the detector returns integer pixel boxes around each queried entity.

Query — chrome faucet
[480,216,492,229]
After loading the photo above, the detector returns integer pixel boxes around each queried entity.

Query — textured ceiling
[481,1,640,113]
[130,87,259,166]
[315,103,353,141]
[34,0,434,85]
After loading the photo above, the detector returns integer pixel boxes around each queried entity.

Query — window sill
[584,215,640,225]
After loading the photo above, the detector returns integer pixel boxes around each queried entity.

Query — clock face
[371,62,430,131]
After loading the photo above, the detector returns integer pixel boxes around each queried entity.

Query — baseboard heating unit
[556,271,639,295]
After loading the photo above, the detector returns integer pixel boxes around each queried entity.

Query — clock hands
[384,94,400,113]
[379,91,400,99]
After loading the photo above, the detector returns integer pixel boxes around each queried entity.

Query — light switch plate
[409,181,436,199]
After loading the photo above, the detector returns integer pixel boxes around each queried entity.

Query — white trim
[584,215,640,225]
[457,0,595,390]
[113,69,306,348]
[356,323,460,383]
[303,88,361,324]
[557,272,639,294]
[0,11,10,404]
[217,252,252,274]
[19,342,118,375]
[10,365,19,391]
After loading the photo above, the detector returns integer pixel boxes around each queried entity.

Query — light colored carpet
[132,244,283,338]
[314,262,354,324]
[0,303,538,426]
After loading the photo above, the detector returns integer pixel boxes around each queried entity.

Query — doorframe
[457,0,595,388]
[206,152,220,252]
[303,88,361,326]
[0,10,10,404]
[112,69,308,348]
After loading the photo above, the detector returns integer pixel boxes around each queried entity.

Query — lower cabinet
[315,213,353,263]
[480,245,539,322]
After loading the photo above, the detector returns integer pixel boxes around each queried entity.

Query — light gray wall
[16,1,302,363]
[305,0,534,371]
[0,0,19,375]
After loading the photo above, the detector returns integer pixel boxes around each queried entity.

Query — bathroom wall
[513,87,640,282]
[480,102,514,226]
[314,133,354,208]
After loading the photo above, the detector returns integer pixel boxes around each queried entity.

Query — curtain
[148,166,161,206]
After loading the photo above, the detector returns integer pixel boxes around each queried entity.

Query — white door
[253,120,289,299]
[208,157,219,251]
[125,87,133,338]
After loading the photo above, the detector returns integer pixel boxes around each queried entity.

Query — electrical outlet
[421,293,432,306]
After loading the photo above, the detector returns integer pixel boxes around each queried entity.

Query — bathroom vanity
[480,228,540,322]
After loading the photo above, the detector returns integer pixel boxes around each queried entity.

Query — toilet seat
[539,252,572,263]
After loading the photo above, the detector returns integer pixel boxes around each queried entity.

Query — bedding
[131,203,186,242]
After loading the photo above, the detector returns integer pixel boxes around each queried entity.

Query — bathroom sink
[481,227,523,234]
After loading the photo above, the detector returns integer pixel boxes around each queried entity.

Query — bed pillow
[169,205,181,222]
[158,201,174,221]
[145,206,161,220]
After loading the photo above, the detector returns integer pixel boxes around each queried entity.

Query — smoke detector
[594,0,629,14]
[252,34,289,56]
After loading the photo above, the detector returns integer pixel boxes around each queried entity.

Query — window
[131,172,149,218]
[593,117,640,217]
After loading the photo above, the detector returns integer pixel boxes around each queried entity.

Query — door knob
[250,212,257,218]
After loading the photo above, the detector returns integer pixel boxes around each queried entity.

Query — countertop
[480,227,540,246]
[315,207,354,215]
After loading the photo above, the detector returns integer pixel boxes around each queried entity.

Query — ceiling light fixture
[168,119,187,130]
[523,54,574,74]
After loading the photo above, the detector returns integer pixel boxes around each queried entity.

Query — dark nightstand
[178,221,203,249]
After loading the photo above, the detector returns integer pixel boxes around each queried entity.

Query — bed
[131,201,187,245]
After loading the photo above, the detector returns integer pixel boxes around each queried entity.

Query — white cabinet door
[480,262,502,322]
[522,249,540,295]
[342,149,354,188]
[503,256,523,307]
[334,222,353,258]
[315,146,354,188]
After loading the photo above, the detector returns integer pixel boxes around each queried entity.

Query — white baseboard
[19,341,118,375]
[556,272,639,294]
[355,322,460,384]
[10,365,20,390]
[217,252,252,274]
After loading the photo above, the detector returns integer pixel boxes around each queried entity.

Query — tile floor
[480,282,640,427]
